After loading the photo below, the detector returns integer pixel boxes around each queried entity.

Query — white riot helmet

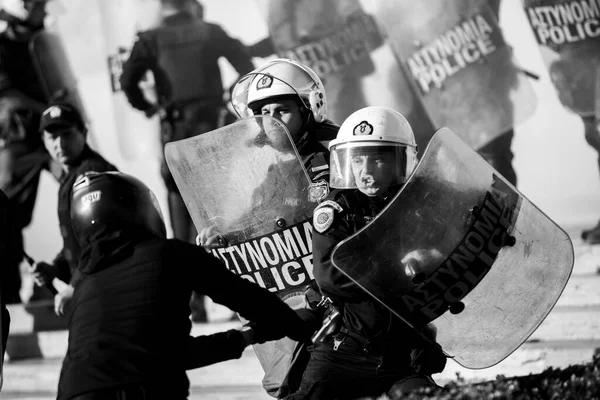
[329,106,418,190]
[231,58,327,123]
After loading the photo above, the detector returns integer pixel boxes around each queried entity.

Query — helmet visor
[330,142,416,190]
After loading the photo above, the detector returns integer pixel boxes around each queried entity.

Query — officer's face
[351,152,397,196]
[259,100,304,150]
[43,125,86,167]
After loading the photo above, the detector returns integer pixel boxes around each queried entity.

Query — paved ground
[2,225,599,399]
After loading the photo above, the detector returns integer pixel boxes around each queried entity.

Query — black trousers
[284,334,433,400]
[69,386,146,400]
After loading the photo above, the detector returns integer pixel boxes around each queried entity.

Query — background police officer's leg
[478,129,517,187]
[581,115,600,243]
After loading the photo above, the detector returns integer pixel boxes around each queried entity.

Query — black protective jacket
[120,11,253,112]
[53,146,117,285]
[0,189,12,361]
[57,235,306,400]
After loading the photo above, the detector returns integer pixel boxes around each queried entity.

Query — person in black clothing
[29,103,117,317]
[0,0,58,304]
[119,0,254,245]
[56,171,310,400]
[285,107,446,400]
[1,189,14,389]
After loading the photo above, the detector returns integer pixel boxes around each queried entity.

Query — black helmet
[71,172,166,245]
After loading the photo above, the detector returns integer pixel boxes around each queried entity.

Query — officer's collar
[162,10,194,26]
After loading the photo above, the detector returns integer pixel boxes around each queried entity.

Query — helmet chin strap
[294,106,316,153]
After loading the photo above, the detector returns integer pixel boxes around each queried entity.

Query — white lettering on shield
[526,0,600,46]
[281,13,381,76]
[211,221,314,295]
[405,11,503,94]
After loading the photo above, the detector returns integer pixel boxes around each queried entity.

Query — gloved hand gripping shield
[330,128,574,369]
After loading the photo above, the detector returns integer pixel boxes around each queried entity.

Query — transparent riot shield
[331,127,574,369]
[29,31,84,108]
[523,0,600,117]
[373,0,538,149]
[166,116,317,374]
[165,116,314,255]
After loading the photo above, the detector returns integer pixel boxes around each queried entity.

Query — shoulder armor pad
[313,200,343,233]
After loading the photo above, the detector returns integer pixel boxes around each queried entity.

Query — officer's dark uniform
[53,146,117,286]
[285,188,445,400]
[0,21,51,304]
[120,9,254,243]
[1,189,13,366]
[57,234,308,400]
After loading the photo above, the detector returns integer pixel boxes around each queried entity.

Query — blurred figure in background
[120,0,254,321]
[0,0,58,304]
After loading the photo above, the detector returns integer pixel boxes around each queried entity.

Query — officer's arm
[184,329,247,370]
[119,34,155,112]
[177,241,309,343]
[215,27,254,75]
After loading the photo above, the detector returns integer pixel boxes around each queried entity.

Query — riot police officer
[198,58,339,397]
[285,106,446,399]
[57,171,310,400]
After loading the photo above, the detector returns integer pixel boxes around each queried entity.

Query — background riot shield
[331,128,574,369]
[29,31,87,115]
[166,116,317,376]
[374,0,538,149]
[523,0,600,117]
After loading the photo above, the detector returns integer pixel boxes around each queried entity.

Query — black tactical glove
[409,341,448,376]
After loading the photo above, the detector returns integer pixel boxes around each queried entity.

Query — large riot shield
[0,189,8,391]
[373,0,538,149]
[29,31,85,111]
[523,0,600,117]
[165,116,316,375]
[331,127,574,369]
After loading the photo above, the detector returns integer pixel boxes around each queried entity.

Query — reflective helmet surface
[231,58,327,123]
[329,106,418,190]
[71,171,166,245]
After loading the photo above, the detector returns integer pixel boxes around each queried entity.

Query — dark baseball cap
[39,104,85,133]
